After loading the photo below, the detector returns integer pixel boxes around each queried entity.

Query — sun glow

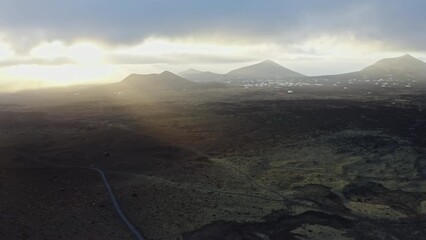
[0,41,14,60]
[66,42,105,64]
[1,64,118,86]
[30,41,106,64]
[0,41,114,90]
[30,41,66,60]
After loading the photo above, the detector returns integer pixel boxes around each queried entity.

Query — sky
[0,0,426,91]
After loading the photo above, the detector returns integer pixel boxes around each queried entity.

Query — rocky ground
[1,87,426,239]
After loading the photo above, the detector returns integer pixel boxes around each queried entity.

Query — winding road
[24,157,145,240]
[91,167,144,240]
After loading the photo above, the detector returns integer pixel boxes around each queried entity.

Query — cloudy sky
[0,0,425,90]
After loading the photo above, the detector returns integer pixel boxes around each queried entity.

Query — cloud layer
[1,0,425,50]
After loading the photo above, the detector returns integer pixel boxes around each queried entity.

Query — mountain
[178,60,305,82]
[224,60,305,81]
[179,68,204,76]
[316,54,426,81]
[120,71,194,90]
[179,69,224,82]
[98,71,226,94]
[360,54,426,78]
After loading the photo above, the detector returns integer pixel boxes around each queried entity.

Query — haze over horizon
[1,0,426,91]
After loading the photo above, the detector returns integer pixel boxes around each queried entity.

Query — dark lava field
[1,86,426,239]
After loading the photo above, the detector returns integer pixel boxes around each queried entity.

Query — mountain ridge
[309,54,426,81]
[179,60,305,82]
[179,69,224,82]
[361,54,426,77]
[224,60,305,80]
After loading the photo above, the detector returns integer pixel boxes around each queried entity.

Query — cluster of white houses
[236,76,417,89]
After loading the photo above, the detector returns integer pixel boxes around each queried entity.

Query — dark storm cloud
[0,0,425,51]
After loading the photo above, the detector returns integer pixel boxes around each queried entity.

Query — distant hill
[179,69,224,82]
[179,60,305,82]
[224,60,305,81]
[121,71,194,90]
[2,71,227,102]
[361,54,426,79]
[314,54,426,81]
[179,68,204,76]
[107,71,226,94]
